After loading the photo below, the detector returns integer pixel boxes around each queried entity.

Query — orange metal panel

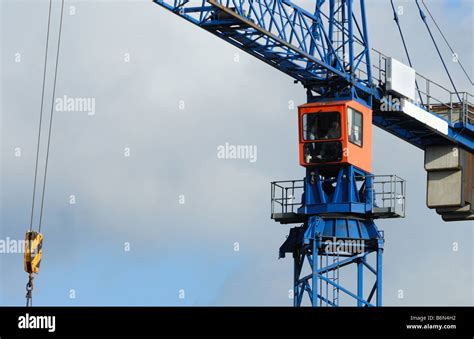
[298,100,372,173]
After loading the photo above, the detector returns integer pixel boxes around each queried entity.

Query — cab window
[302,112,341,141]
[347,107,363,147]
[303,142,343,164]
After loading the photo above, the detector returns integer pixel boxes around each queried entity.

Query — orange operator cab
[298,100,372,173]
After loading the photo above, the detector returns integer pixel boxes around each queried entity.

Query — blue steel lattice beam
[154,0,376,104]
[276,166,388,306]
[154,0,474,152]
[282,214,383,307]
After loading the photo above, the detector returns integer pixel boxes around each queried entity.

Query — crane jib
[154,0,473,152]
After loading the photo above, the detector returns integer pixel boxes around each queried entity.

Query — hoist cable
[415,0,462,103]
[29,0,53,232]
[390,0,423,105]
[38,0,65,233]
[421,0,473,85]
[25,0,65,308]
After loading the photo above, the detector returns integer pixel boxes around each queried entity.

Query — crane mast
[154,0,474,306]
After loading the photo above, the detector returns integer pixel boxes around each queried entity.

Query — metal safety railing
[370,174,406,218]
[157,0,472,127]
[271,180,305,215]
[271,174,406,218]
[369,49,473,126]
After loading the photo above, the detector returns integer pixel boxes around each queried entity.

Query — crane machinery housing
[153,0,473,307]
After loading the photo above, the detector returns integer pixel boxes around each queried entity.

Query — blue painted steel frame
[276,165,384,306]
[299,166,374,215]
[292,215,383,307]
[154,0,375,106]
[152,0,471,306]
[373,99,474,152]
[154,0,474,151]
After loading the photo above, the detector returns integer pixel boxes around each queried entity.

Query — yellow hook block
[24,231,43,274]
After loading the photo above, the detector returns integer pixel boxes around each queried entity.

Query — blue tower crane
[154,0,474,306]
